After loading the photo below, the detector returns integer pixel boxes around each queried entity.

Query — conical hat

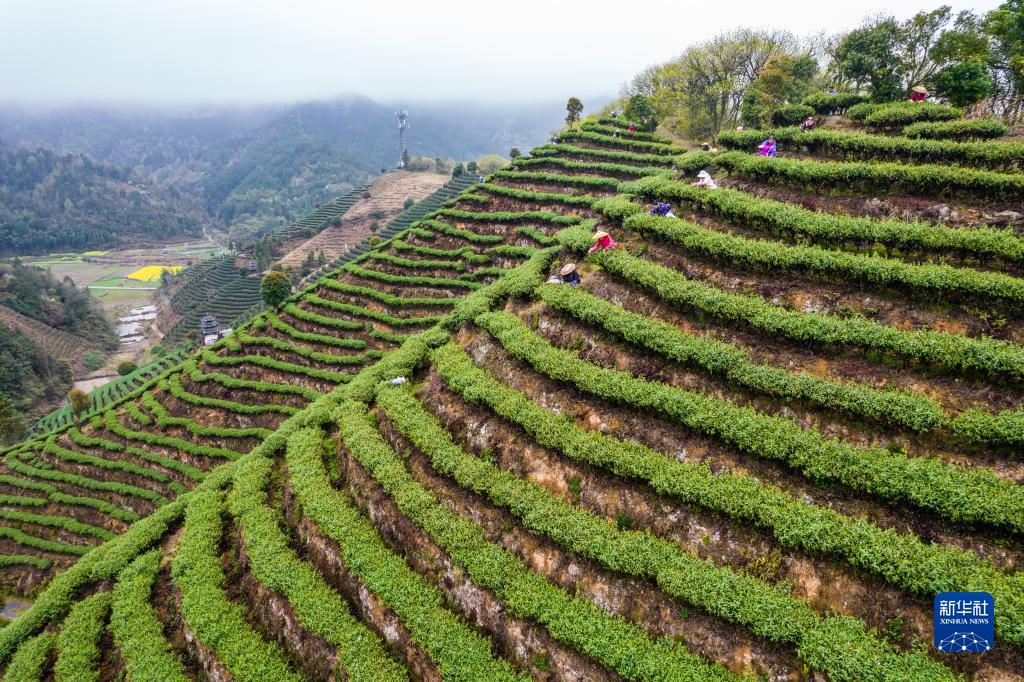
[593,231,609,240]
[559,263,576,276]
[912,85,928,94]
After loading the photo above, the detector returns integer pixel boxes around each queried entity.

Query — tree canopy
[260,271,292,308]
[566,97,584,125]
[619,0,1024,136]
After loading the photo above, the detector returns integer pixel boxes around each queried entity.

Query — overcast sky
[0,0,1005,106]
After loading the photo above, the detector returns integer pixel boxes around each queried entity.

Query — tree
[452,163,465,177]
[509,148,521,159]
[261,271,291,308]
[317,250,326,267]
[898,6,955,88]
[565,97,584,125]
[116,361,138,376]
[401,149,411,168]
[835,19,904,101]
[625,95,659,131]
[984,0,1024,122]
[466,161,478,174]
[403,197,415,210]
[932,60,992,106]
[68,388,90,421]
[0,395,26,445]
[629,29,799,138]
[741,53,818,127]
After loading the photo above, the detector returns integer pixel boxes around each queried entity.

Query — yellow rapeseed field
[126,265,183,281]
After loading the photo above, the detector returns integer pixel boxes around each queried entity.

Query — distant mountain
[0,146,203,255]
[0,96,561,244]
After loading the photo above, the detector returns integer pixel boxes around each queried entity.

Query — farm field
[0,105,1022,680]
[126,265,183,282]
[24,246,222,319]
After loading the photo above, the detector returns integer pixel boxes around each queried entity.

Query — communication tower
[396,109,409,167]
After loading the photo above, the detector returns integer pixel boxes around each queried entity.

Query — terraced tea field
[279,171,448,270]
[0,306,103,376]
[1,105,1022,680]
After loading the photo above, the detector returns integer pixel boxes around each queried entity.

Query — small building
[199,315,220,338]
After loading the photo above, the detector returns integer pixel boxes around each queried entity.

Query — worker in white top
[692,170,717,189]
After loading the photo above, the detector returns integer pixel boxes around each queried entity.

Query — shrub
[558,226,1024,383]
[116,361,138,376]
[678,150,1024,202]
[334,401,730,680]
[378,382,958,678]
[846,102,876,120]
[539,284,948,432]
[802,92,868,114]
[557,129,684,155]
[172,489,302,681]
[770,104,814,126]
[474,309,1024,533]
[715,128,1024,171]
[903,119,1010,140]
[532,141,676,166]
[431,342,1022,644]
[55,592,110,682]
[624,175,1024,264]
[6,632,55,680]
[861,101,962,127]
[111,551,189,681]
[83,351,105,373]
[285,426,527,681]
[228,452,406,680]
[68,388,90,418]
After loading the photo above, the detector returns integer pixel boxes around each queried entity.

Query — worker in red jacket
[588,230,618,253]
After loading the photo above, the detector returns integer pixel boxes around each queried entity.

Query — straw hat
[697,170,711,179]
[559,263,576,276]
[912,85,928,95]
[593,231,609,240]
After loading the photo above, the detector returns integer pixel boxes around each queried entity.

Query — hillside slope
[278,171,448,269]
[1,112,1023,679]
[0,307,100,378]
[0,147,202,256]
